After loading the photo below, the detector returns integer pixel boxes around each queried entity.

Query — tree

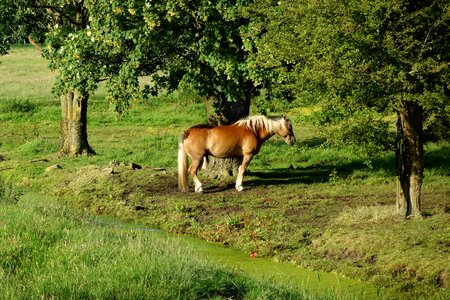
[135,0,258,175]
[0,1,12,55]
[2,0,260,157]
[139,0,258,125]
[49,0,258,124]
[244,0,450,218]
[50,0,259,174]
[42,1,95,156]
[1,0,96,155]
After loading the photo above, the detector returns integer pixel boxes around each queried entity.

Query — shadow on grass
[202,143,449,191]
[203,183,236,194]
[424,144,450,174]
[301,137,327,148]
[247,167,333,186]
[247,147,449,188]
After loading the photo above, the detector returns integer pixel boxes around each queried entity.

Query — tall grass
[0,192,336,300]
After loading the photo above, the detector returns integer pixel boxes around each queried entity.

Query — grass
[1,46,449,299]
[1,190,333,300]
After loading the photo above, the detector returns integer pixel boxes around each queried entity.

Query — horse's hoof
[195,187,204,193]
[236,186,244,192]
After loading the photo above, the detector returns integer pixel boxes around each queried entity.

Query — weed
[0,179,22,204]
[332,205,400,226]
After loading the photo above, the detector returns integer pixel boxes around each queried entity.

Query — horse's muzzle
[284,135,296,146]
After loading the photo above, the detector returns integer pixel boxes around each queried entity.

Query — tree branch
[32,5,82,27]
[28,36,42,51]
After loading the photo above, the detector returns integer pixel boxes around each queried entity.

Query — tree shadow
[424,144,450,173]
[247,157,396,188]
[300,137,327,148]
[246,167,335,187]
[201,143,449,191]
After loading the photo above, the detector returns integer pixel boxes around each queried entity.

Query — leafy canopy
[244,0,450,155]
[40,0,258,114]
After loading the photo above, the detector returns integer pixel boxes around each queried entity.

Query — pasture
[1,46,449,299]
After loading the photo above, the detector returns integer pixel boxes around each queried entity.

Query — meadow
[1,46,449,299]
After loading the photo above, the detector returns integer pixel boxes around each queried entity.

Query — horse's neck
[235,117,281,141]
[258,119,280,141]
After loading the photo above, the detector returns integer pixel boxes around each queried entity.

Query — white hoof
[195,186,203,193]
[236,185,244,192]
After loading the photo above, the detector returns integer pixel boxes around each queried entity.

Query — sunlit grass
[0,46,54,100]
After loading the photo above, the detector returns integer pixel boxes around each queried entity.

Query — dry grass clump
[332,205,400,226]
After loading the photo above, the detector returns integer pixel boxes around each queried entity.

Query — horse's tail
[178,134,189,192]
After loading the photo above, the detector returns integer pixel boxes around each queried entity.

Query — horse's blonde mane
[235,115,283,134]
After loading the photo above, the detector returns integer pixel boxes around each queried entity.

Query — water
[89,215,383,299]
[184,235,381,299]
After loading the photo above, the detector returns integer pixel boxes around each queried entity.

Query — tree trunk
[205,93,250,125]
[395,101,423,219]
[203,93,250,178]
[59,91,95,156]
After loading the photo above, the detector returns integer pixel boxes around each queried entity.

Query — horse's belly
[207,142,243,158]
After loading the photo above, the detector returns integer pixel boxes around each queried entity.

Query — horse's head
[279,116,296,146]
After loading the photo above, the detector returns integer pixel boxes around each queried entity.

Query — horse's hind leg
[236,154,253,192]
[189,157,204,193]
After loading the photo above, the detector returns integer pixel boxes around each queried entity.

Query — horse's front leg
[189,158,204,193]
[236,154,253,192]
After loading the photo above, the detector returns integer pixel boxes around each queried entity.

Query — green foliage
[323,110,395,160]
[36,0,259,116]
[0,0,54,54]
[244,0,450,153]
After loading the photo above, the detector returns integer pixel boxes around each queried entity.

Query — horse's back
[207,125,258,157]
[183,123,258,158]
[182,125,212,141]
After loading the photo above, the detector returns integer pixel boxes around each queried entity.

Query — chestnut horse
[178,115,296,193]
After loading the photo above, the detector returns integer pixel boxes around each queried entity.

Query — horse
[178,115,296,193]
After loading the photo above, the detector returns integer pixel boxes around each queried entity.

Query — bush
[0,99,37,114]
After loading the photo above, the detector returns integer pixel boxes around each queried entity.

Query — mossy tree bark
[59,91,95,156]
[203,94,251,178]
[395,100,423,219]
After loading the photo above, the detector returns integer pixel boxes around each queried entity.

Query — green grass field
[1,46,449,299]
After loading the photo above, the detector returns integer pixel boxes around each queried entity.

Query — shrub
[0,99,37,114]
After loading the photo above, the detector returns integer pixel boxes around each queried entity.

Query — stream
[90,215,384,299]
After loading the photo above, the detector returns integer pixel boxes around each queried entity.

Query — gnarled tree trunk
[203,93,250,178]
[59,91,95,156]
[395,100,423,219]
